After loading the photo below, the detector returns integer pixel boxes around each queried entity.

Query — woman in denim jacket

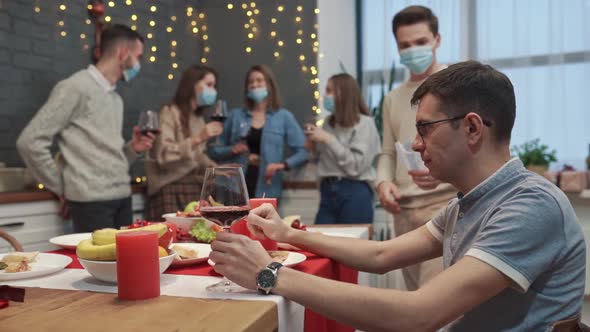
[208,65,307,199]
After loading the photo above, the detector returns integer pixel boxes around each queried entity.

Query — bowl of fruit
[76,224,176,283]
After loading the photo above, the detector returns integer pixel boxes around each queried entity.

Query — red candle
[231,198,278,250]
[116,231,160,300]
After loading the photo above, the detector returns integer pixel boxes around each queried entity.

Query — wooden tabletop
[0,287,278,332]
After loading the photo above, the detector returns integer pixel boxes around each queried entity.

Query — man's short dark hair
[392,5,438,39]
[411,61,516,144]
[100,24,144,54]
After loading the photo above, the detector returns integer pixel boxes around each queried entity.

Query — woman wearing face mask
[145,65,222,220]
[305,73,381,224]
[208,64,307,200]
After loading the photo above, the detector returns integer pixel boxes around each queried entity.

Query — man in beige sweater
[375,6,456,290]
[17,25,154,232]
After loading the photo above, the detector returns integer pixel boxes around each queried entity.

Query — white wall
[317,0,357,116]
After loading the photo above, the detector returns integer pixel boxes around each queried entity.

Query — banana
[91,224,168,245]
[76,239,117,261]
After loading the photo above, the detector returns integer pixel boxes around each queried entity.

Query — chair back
[0,229,23,252]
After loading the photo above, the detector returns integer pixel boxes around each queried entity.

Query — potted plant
[511,139,557,175]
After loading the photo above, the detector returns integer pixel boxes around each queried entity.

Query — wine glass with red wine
[138,110,160,161]
[199,166,250,292]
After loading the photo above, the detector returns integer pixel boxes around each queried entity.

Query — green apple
[184,201,199,213]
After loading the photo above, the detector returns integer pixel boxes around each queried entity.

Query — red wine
[211,115,227,123]
[141,128,161,136]
[201,207,250,227]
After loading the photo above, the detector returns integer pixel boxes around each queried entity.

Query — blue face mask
[399,45,434,75]
[122,61,141,82]
[323,95,334,112]
[247,87,268,104]
[197,86,217,106]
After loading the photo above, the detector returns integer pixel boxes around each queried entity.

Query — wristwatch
[256,262,283,295]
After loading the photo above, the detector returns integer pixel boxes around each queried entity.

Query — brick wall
[0,0,318,179]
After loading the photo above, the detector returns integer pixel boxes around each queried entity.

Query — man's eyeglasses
[415,115,492,138]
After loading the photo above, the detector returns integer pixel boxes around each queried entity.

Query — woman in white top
[305,73,381,224]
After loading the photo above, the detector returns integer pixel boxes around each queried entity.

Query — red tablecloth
[51,249,357,332]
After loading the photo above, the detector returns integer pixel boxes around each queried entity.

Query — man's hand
[209,232,273,290]
[57,194,69,219]
[408,169,441,190]
[377,181,402,214]
[231,142,249,154]
[131,126,155,153]
[264,162,285,184]
[247,203,293,243]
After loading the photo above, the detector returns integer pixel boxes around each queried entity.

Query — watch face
[257,269,276,289]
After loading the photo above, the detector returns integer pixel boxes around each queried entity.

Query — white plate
[169,243,212,268]
[0,253,72,281]
[49,233,92,250]
[208,251,306,268]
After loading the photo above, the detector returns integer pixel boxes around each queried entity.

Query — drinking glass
[208,100,227,146]
[138,110,160,161]
[199,166,250,292]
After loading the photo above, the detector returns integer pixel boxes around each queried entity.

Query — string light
[277,5,284,12]
[131,25,137,31]
[204,47,210,53]
[59,4,66,11]
[297,30,303,35]
[191,21,197,26]
[248,33,254,39]
[171,51,176,57]
[254,9,259,14]
[147,33,153,39]
[171,16,177,21]
[149,56,156,62]
[295,17,301,22]
[171,40,177,47]
[58,21,64,27]
[299,55,306,61]
[126,0,132,5]
[149,20,156,27]
[249,18,255,24]
[250,2,256,7]
[105,16,112,22]
[311,33,317,39]
[150,5,157,12]
[314,8,320,14]
[201,57,207,63]
[244,23,250,28]
[192,27,199,34]
[270,31,276,37]
[108,1,115,8]
[246,10,252,16]
[274,51,280,58]
[172,63,178,69]
[227,4,234,9]
[131,14,137,21]
[151,46,157,52]
[271,18,277,23]
[241,4,248,9]
[297,6,303,12]
[296,38,302,44]
[199,13,205,19]
[166,26,173,33]
[38,183,44,190]
[278,40,284,46]
[86,19,91,25]
[168,74,174,80]
[60,31,67,37]
[34,6,40,13]
[80,33,86,39]
[245,47,252,53]
[203,34,209,40]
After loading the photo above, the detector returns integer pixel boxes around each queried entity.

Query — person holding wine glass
[207,64,307,200]
[145,65,222,221]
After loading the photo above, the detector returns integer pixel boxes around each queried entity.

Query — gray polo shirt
[427,158,585,331]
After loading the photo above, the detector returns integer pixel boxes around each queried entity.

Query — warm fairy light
[310,79,315,84]
[245,47,252,53]
[149,21,156,27]
[172,63,178,68]
[149,56,156,62]
[131,25,137,31]
[87,4,93,10]
[201,57,207,63]
[202,25,208,31]
[60,31,67,37]
[315,109,322,115]
[248,33,254,39]
[86,19,91,25]
[135,177,141,183]
[192,27,198,33]
[312,105,318,111]
[131,14,137,21]
[277,5,284,12]
[105,16,112,22]
[151,46,157,52]
[227,4,234,9]
[311,33,317,39]
[249,18,255,24]
[314,78,320,84]
[270,31,276,37]
[250,2,256,7]
[297,30,303,35]
[313,47,319,53]
[126,0,132,5]
[108,1,115,8]
[246,10,252,16]
[171,40,177,47]
[58,21,64,27]
[171,16,177,21]
[204,47,210,53]
[254,9,259,14]
[187,6,193,12]
[199,13,205,19]
[244,23,250,28]
[297,6,303,12]
[150,5,157,12]
[147,33,153,39]
[295,17,301,22]
[242,3,248,9]
[314,8,320,14]
[142,176,147,182]
[203,34,209,40]
[274,51,279,57]
[302,66,309,72]
[296,38,302,44]
[168,74,174,80]
[59,4,66,11]
[314,41,319,47]
[34,6,40,12]
[170,51,176,57]
[299,55,306,61]
[191,21,197,26]
[38,183,44,189]
[271,18,277,23]
[316,119,325,126]
[278,40,284,46]
[252,27,257,32]
[80,33,86,39]
[166,27,173,33]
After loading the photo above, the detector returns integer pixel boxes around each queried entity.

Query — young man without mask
[18,24,155,232]
[375,5,457,291]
